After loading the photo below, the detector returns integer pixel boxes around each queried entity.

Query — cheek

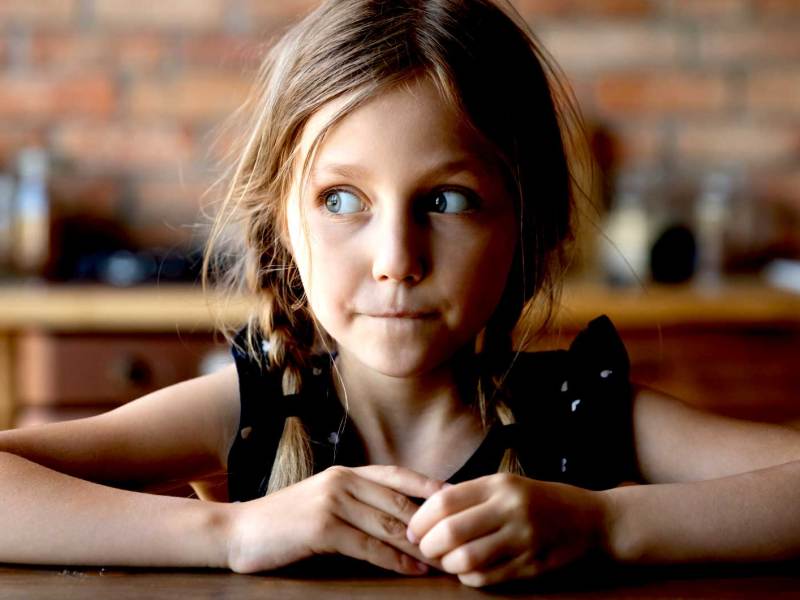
[450,222,516,290]
[289,221,357,330]
[446,223,518,327]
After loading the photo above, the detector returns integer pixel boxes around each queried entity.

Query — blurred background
[0,0,798,433]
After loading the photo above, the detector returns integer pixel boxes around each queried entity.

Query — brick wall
[1,0,798,263]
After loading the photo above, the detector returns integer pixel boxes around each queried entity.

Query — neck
[331,347,484,475]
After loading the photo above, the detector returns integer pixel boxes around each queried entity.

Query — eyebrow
[309,157,484,183]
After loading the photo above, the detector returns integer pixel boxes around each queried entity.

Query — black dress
[227,315,639,502]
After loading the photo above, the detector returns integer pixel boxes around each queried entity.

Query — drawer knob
[110,356,153,387]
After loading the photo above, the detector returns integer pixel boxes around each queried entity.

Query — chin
[351,343,453,378]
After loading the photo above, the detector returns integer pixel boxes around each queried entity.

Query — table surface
[2,561,799,599]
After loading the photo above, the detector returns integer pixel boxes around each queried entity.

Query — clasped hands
[227,465,609,587]
[407,470,608,586]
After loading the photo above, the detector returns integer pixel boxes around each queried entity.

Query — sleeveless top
[227,315,639,502]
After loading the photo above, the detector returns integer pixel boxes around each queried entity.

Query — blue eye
[430,190,472,214]
[323,189,364,214]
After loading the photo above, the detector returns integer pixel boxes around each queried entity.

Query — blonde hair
[203,0,579,493]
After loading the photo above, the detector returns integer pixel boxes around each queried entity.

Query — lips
[365,311,438,319]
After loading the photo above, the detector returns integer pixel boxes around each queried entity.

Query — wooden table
[1,561,799,598]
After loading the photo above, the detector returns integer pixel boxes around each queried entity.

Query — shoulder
[504,315,630,412]
[503,315,638,489]
[229,326,284,420]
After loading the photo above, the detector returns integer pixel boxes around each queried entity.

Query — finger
[345,473,421,525]
[334,491,443,570]
[418,503,504,558]
[439,527,518,574]
[329,517,430,576]
[408,477,492,542]
[351,465,446,499]
[458,551,544,588]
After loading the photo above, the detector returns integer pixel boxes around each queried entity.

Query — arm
[0,364,241,495]
[601,385,800,564]
[0,450,231,567]
[408,384,800,586]
[0,365,446,572]
[0,365,242,566]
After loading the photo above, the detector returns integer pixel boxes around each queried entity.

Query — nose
[371,208,426,284]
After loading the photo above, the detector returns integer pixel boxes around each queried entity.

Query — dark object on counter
[650,224,696,283]
[79,248,203,286]
[48,215,202,285]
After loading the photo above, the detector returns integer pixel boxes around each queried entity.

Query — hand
[406,473,609,587]
[225,465,446,575]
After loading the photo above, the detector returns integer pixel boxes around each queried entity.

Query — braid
[261,297,317,494]
[242,211,317,493]
[476,271,526,475]
[476,323,524,476]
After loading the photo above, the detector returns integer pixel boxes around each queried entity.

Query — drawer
[15,331,229,406]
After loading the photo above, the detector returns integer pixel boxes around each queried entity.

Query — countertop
[0,278,797,332]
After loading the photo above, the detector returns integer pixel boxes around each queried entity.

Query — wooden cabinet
[623,325,799,421]
[14,331,227,427]
[0,284,251,430]
[0,281,798,430]
[525,280,800,424]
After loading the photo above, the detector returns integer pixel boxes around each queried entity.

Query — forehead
[295,76,504,188]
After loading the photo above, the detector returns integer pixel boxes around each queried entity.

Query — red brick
[668,0,750,20]
[245,0,321,22]
[515,0,652,18]
[134,179,215,224]
[128,71,252,122]
[30,34,107,68]
[0,73,116,120]
[178,35,266,69]
[699,28,800,64]
[676,121,800,166]
[0,128,45,168]
[115,35,168,71]
[126,223,196,250]
[49,175,121,221]
[93,0,225,31]
[0,0,78,26]
[572,0,652,17]
[537,25,681,72]
[753,170,800,209]
[31,33,166,72]
[594,72,730,115]
[754,0,800,18]
[747,69,800,114]
[593,122,664,167]
[51,122,194,171]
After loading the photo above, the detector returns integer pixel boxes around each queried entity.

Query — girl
[1,0,800,588]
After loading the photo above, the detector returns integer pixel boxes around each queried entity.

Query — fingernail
[414,561,428,574]
[406,528,418,544]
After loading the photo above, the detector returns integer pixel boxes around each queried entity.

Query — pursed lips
[363,311,438,319]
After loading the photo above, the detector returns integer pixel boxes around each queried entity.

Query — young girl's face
[286,76,517,377]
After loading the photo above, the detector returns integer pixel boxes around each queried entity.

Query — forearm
[600,459,800,564]
[0,451,231,568]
